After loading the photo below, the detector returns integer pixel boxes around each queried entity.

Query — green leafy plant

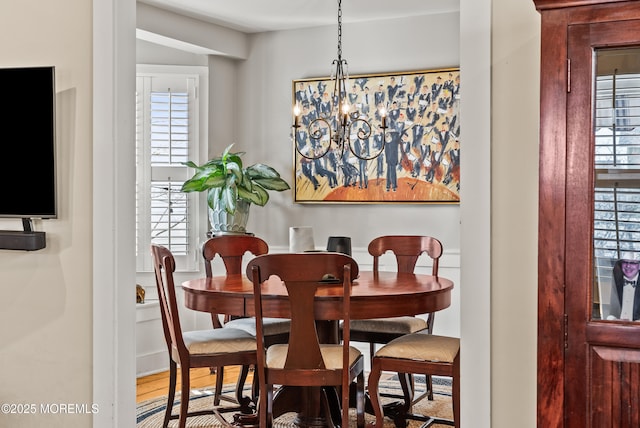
[181,144,290,214]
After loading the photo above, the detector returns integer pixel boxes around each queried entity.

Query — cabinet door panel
[590,346,640,428]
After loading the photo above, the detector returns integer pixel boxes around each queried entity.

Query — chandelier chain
[292,0,387,162]
[337,0,342,60]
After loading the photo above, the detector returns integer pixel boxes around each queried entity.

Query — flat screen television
[0,66,57,219]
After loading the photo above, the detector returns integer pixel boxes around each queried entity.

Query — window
[594,71,640,261]
[136,67,207,271]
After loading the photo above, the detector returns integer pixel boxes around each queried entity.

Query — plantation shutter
[593,69,640,310]
[594,71,640,260]
[136,73,200,271]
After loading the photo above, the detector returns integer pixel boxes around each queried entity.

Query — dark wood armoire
[534,1,640,426]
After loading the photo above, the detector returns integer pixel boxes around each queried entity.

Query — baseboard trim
[136,350,168,377]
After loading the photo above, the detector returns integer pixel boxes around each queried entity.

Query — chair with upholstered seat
[348,235,443,404]
[367,331,460,428]
[248,252,366,428]
[201,235,290,404]
[151,244,258,428]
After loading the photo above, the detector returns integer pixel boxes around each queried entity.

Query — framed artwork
[292,68,460,204]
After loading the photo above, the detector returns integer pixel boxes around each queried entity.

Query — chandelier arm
[347,119,389,161]
[294,117,334,160]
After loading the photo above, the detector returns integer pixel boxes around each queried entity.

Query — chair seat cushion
[349,316,428,334]
[180,327,256,356]
[374,331,459,363]
[224,317,291,336]
[266,344,362,369]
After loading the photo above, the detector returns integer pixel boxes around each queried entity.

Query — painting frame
[292,67,460,204]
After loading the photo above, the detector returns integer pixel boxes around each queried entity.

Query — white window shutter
[136,71,202,272]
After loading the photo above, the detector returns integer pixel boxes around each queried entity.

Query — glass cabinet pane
[593,48,640,321]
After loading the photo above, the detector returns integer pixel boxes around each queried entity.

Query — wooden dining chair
[201,235,290,405]
[247,252,366,428]
[202,235,269,328]
[151,244,258,428]
[367,331,460,428]
[348,235,443,405]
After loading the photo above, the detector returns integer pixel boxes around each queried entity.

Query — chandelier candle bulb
[380,108,387,128]
[293,104,301,127]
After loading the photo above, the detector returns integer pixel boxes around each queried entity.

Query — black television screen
[0,66,56,219]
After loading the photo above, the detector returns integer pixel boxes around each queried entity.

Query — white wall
[136,11,461,253]
[491,1,540,427]
[93,0,137,425]
[231,13,464,378]
[136,39,209,67]
[0,1,95,427]
[459,0,492,425]
[235,15,461,253]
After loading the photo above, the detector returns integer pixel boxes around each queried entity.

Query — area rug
[137,375,453,427]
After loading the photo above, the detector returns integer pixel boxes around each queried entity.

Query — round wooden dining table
[182,270,453,320]
[181,271,454,427]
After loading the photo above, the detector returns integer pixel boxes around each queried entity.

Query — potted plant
[181,144,290,234]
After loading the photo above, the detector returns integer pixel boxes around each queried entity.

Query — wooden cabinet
[534,1,640,426]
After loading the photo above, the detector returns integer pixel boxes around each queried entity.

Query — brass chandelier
[293,0,387,161]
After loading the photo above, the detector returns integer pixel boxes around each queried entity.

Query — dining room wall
[135,10,462,375]
[135,7,461,259]
[233,13,461,259]
[232,10,462,342]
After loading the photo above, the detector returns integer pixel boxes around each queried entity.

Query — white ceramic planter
[209,199,251,235]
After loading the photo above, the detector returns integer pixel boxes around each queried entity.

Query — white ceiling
[138,0,460,33]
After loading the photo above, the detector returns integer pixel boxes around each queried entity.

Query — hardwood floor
[136,366,246,403]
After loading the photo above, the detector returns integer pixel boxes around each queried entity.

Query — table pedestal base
[273,385,342,428]
[231,385,409,428]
